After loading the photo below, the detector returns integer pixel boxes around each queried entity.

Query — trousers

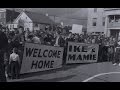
[10,61,19,79]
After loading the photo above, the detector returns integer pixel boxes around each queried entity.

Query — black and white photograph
[0,8,120,82]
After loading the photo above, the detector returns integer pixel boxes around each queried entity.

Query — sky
[7,8,88,26]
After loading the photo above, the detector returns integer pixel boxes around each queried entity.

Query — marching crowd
[0,24,120,81]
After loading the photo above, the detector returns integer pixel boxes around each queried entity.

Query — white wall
[104,9,120,37]
[87,8,105,33]
[14,12,33,32]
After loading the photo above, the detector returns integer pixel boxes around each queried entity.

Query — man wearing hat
[0,25,8,82]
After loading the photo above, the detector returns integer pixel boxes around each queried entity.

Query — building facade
[14,11,33,31]
[87,8,105,34]
[104,8,120,39]
[13,11,55,32]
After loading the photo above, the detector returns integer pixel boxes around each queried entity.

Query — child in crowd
[9,48,20,79]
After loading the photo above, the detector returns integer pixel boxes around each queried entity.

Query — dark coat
[58,36,65,47]
[0,31,8,82]
[0,31,8,51]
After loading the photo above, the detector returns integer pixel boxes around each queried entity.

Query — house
[0,9,20,29]
[13,11,55,32]
[87,8,120,39]
[104,8,120,39]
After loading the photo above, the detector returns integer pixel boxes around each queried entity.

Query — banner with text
[66,42,99,64]
[20,43,64,74]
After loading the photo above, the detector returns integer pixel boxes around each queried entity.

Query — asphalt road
[8,62,120,82]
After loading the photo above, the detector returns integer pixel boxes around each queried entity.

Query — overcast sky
[9,8,87,18]
[7,8,88,26]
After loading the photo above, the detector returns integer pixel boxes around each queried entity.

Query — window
[92,18,97,26]
[94,8,97,12]
[115,15,120,22]
[109,15,114,23]
[102,17,105,26]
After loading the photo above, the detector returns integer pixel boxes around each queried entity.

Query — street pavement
[7,62,120,82]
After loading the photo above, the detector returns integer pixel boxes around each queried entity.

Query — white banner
[20,43,64,74]
[66,42,99,64]
[71,24,83,34]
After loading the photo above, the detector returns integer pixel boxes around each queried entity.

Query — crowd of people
[0,24,120,81]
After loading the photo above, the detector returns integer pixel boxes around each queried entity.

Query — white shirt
[10,53,19,62]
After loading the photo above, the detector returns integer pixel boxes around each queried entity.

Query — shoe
[113,63,117,65]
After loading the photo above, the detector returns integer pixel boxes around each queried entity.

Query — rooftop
[6,9,20,23]
[24,11,55,25]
